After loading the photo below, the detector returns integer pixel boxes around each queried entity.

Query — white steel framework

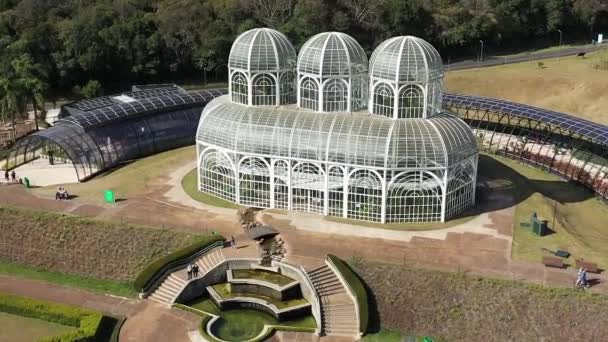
[198,30,478,223]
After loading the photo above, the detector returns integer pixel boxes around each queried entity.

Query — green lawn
[232,269,295,287]
[182,168,241,209]
[0,311,76,342]
[211,283,308,309]
[493,155,608,268]
[0,260,137,298]
[34,146,197,202]
[183,296,316,342]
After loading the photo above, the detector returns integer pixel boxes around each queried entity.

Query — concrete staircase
[308,265,359,337]
[148,248,226,305]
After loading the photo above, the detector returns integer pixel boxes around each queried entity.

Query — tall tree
[12,54,47,132]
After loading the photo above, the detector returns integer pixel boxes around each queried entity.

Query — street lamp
[479,40,484,63]
[557,29,563,48]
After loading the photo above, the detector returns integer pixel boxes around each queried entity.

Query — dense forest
[1,0,608,113]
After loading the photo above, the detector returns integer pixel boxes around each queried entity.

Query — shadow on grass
[450,154,595,221]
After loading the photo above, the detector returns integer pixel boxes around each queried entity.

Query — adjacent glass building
[197,29,479,223]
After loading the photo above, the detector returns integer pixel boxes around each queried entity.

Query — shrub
[133,234,225,292]
[0,292,103,342]
[327,254,369,334]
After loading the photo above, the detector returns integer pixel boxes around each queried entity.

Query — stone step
[325,309,356,316]
[158,281,181,294]
[310,272,339,284]
[324,322,358,330]
[197,258,210,273]
[308,267,333,278]
[169,273,188,284]
[148,295,171,306]
[203,255,215,270]
[154,287,179,301]
[150,291,173,303]
[162,278,185,290]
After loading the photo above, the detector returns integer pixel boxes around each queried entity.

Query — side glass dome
[228,28,297,106]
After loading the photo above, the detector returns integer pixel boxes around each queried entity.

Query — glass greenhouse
[197,29,479,223]
[7,86,225,181]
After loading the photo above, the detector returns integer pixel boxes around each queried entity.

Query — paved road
[446,43,607,71]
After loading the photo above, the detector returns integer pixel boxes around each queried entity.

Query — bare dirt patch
[355,261,608,341]
[0,206,204,282]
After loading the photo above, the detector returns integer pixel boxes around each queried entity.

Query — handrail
[140,240,224,295]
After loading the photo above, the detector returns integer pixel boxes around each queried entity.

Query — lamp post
[558,29,563,48]
[479,40,484,63]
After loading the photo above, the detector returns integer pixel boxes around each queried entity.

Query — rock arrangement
[238,208,287,265]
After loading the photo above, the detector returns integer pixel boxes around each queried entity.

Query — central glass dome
[297,32,368,112]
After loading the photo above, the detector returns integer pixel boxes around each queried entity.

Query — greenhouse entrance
[7,140,79,186]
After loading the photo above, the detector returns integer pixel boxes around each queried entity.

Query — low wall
[208,286,312,321]
[230,282,301,301]
[176,258,260,304]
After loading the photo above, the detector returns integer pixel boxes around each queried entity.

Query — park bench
[576,52,586,58]
[576,259,599,273]
[542,256,564,269]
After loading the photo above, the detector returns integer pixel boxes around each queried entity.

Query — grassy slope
[0,261,136,298]
[0,206,204,284]
[0,311,75,342]
[445,49,608,124]
[356,261,608,342]
[490,155,608,267]
[34,146,196,202]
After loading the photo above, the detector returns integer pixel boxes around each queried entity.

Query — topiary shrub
[326,254,369,335]
[133,234,226,292]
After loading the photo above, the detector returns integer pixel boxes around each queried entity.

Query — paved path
[120,301,198,342]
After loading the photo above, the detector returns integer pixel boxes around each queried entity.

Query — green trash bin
[104,190,115,204]
[23,177,30,188]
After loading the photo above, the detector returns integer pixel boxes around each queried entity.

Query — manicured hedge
[0,292,103,342]
[326,254,369,335]
[133,234,225,292]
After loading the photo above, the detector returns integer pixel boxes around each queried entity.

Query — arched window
[328,166,345,217]
[347,169,383,222]
[200,150,235,202]
[386,171,442,222]
[398,85,425,118]
[239,157,271,207]
[291,163,324,214]
[372,83,394,118]
[350,77,367,112]
[231,72,248,105]
[273,160,290,209]
[323,79,348,112]
[299,78,319,111]
[252,74,276,106]
[279,72,295,104]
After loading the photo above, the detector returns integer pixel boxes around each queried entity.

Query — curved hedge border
[326,254,369,335]
[0,292,103,342]
[133,234,225,292]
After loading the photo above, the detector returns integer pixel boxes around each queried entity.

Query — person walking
[10,170,15,183]
[231,236,236,249]
[4,170,8,183]
[187,263,192,280]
